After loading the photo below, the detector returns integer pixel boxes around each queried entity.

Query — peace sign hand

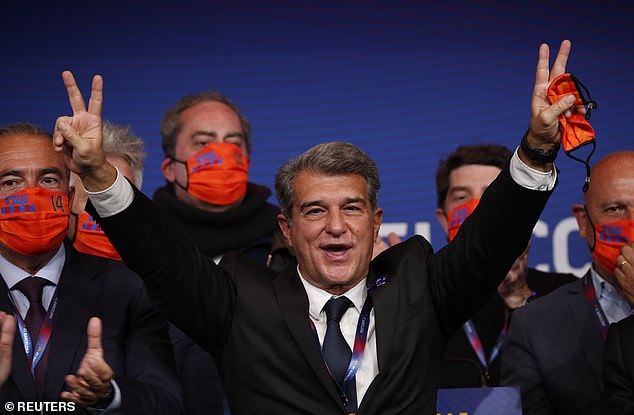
[54,71,116,191]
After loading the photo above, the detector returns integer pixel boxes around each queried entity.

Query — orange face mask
[173,143,249,206]
[0,187,69,256]
[547,73,598,192]
[71,212,122,261]
[445,198,480,241]
[591,219,634,275]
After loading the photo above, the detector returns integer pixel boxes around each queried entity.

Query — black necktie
[322,296,357,410]
[15,276,50,399]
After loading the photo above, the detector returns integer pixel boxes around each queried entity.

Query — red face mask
[0,187,69,256]
[591,219,634,275]
[445,198,480,241]
[173,143,249,206]
[71,212,122,261]
[547,73,598,192]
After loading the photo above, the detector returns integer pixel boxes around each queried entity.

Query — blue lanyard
[462,308,509,370]
[309,295,373,409]
[582,273,609,340]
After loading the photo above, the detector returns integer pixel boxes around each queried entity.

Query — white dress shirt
[590,267,631,324]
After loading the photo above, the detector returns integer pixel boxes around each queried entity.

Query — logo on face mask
[445,198,480,241]
[591,220,634,275]
[71,212,122,261]
[0,187,69,256]
[172,142,249,206]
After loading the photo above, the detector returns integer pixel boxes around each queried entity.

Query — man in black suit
[433,144,576,388]
[0,123,182,413]
[54,40,576,414]
[501,151,634,414]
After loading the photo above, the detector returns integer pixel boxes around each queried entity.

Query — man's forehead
[293,172,368,199]
[0,134,67,172]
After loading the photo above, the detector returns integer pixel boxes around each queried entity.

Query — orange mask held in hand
[547,73,598,192]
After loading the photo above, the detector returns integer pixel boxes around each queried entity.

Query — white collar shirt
[298,267,378,405]
[0,244,65,318]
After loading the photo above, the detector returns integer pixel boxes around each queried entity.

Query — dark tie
[15,276,51,399]
[322,296,357,410]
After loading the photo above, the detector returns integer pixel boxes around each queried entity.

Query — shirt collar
[0,244,66,289]
[297,265,368,321]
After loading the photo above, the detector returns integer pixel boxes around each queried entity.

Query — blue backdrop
[2,1,632,274]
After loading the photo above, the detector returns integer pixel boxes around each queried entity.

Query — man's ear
[373,208,383,239]
[160,158,175,183]
[435,207,449,235]
[572,204,590,240]
[277,214,293,248]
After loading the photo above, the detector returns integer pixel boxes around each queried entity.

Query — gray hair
[160,90,252,158]
[275,142,380,217]
[102,120,146,188]
[0,122,51,139]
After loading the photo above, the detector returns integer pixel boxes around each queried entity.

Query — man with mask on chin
[502,150,634,414]
[156,91,292,270]
[0,123,181,413]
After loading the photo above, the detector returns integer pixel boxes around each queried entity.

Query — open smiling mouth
[321,243,352,258]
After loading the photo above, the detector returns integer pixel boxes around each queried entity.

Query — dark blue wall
[2,1,633,274]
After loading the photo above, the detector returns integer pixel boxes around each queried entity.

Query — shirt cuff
[510,147,557,191]
[86,167,135,218]
[86,380,121,414]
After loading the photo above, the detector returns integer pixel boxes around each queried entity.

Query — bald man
[502,151,634,415]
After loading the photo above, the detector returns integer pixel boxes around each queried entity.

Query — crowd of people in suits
[0,38,633,415]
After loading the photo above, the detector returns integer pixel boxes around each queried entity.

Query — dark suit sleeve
[427,165,553,336]
[500,306,554,415]
[87,185,236,355]
[113,281,183,414]
[594,318,634,415]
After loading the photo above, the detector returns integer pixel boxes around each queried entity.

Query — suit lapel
[272,268,345,410]
[567,272,604,390]
[44,248,103,400]
[358,267,397,412]
[0,286,37,400]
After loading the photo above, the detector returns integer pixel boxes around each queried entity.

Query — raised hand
[0,312,16,387]
[61,317,114,407]
[54,71,116,191]
[523,40,578,168]
[615,243,634,306]
[372,232,402,259]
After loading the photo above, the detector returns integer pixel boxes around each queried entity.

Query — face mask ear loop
[169,157,190,191]
[68,212,79,243]
[584,205,597,252]
[571,74,598,120]
[565,139,596,193]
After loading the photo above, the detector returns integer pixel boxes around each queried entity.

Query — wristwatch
[520,130,560,164]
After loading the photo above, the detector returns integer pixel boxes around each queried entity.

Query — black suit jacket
[592,314,634,415]
[501,272,603,415]
[0,246,182,414]
[92,166,551,415]
[439,269,577,388]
